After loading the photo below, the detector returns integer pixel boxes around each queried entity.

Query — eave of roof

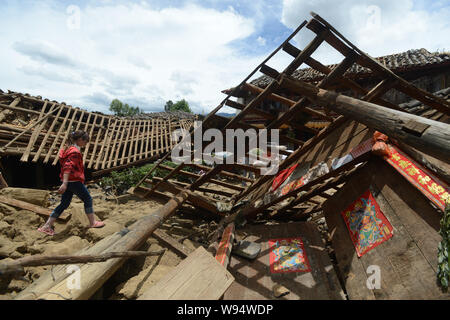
[250,48,450,88]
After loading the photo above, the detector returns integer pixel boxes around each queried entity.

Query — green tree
[165,99,192,113]
[109,99,142,116]
[164,100,174,112]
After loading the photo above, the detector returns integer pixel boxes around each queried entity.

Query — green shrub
[99,161,199,195]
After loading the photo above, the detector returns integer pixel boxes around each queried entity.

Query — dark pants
[51,181,93,218]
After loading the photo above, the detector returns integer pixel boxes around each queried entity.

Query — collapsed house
[236,48,450,132]
[0,12,449,300]
[0,91,195,186]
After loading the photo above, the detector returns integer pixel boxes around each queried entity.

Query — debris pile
[0,12,449,300]
[0,91,194,176]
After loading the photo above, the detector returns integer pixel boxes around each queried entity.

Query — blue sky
[0,0,449,114]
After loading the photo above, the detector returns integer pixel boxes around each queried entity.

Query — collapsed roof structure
[132,12,448,212]
[4,12,449,300]
[251,48,450,89]
[129,12,449,299]
[0,91,194,180]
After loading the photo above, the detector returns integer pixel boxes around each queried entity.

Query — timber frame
[5,12,450,302]
[0,91,194,175]
[133,12,449,222]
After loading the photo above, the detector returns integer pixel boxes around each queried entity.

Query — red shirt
[58,146,85,183]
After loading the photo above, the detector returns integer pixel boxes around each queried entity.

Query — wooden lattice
[133,12,449,221]
[0,92,194,175]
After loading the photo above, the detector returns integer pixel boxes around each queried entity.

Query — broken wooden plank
[153,229,193,258]
[100,118,119,169]
[0,173,8,189]
[0,195,70,221]
[242,82,332,121]
[21,191,189,300]
[20,101,50,162]
[0,250,166,276]
[215,223,235,268]
[138,246,234,300]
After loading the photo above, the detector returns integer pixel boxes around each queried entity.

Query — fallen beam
[0,250,166,276]
[280,75,450,163]
[215,223,235,269]
[153,229,193,258]
[138,246,234,300]
[0,195,70,221]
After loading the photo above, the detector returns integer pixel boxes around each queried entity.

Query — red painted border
[215,224,234,265]
[385,145,449,211]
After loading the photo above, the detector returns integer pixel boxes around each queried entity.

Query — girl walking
[38,130,105,236]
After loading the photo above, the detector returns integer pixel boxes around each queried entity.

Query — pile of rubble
[0,185,216,300]
[0,12,449,301]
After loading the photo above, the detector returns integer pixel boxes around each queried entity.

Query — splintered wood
[15,191,189,300]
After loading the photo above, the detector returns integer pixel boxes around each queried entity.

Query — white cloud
[256,36,267,46]
[4,1,445,115]
[0,2,262,113]
[13,41,80,67]
[281,0,450,64]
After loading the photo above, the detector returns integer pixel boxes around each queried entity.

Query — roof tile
[252,49,450,87]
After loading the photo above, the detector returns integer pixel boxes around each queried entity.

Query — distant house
[252,48,450,104]
[229,49,450,137]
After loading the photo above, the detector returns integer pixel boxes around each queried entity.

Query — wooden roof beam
[280,75,450,163]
